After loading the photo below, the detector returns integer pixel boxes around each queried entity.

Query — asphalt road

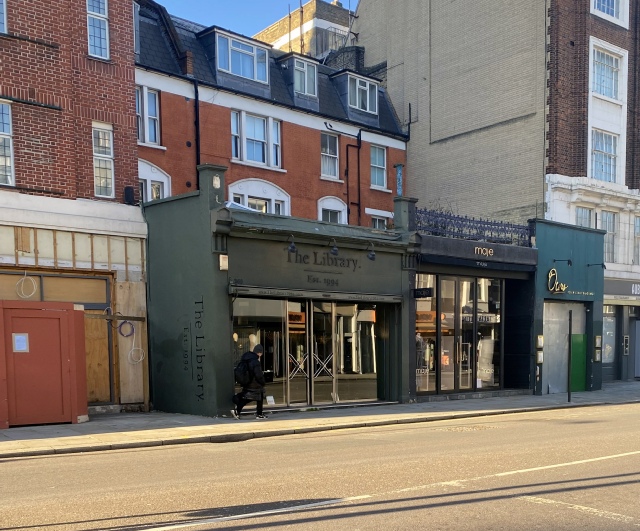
[2,403,639,531]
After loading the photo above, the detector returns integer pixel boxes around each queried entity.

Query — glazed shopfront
[228,236,407,408]
[145,165,414,417]
[412,232,538,397]
[602,279,640,381]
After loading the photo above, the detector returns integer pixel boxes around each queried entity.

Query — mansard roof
[136,0,405,139]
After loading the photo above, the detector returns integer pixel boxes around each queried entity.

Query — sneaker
[230,408,240,420]
[255,414,268,420]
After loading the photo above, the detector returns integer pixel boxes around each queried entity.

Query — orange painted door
[4,310,71,426]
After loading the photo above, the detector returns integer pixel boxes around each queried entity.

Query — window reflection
[233,297,385,407]
[415,275,436,392]
[415,275,502,393]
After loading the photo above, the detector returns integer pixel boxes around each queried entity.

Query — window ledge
[217,69,269,85]
[348,104,378,116]
[294,91,318,100]
[590,9,629,29]
[138,142,167,151]
[231,159,287,173]
[371,186,392,193]
[87,54,112,63]
[320,176,344,183]
[592,92,624,106]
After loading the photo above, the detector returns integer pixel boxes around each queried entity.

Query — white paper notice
[13,333,29,352]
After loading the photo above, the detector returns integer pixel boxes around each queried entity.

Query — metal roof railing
[415,208,532,247]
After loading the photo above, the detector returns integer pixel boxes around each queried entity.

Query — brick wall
[548,0,640,189]
[140,85,404,226]
[0,0,138,202]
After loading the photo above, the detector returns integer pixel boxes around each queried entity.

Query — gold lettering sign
[547,268,568,293]
[474,246,494,257]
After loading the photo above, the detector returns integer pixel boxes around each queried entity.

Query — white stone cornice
[0,191,147,238]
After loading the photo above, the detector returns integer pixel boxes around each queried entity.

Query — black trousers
[232,390,263,415]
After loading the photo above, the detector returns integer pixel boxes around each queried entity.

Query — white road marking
[521,496,640,526]
[144,450,640,530]
[145,495,372,530]
[492,450,640,478]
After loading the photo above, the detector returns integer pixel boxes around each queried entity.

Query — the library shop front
[230,284,401,408]
[413,235,537,396]
[145,165,415,417]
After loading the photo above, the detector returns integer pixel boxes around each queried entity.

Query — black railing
[415,208,532,247]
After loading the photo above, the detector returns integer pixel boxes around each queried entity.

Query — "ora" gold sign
[547,268,568,293]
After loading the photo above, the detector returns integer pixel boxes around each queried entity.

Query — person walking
[231,344,268,420]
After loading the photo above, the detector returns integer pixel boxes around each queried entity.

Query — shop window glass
[476,278,501,389]
[415,274,436,392]
[602,306,616,365]
[232,298,286,407]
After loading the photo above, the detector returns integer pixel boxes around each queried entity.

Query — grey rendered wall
[352,0,548,223]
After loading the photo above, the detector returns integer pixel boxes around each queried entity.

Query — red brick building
[136,0,406,229]
[0,0,148,424]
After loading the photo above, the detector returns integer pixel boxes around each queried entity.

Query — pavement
[1,380,639,459]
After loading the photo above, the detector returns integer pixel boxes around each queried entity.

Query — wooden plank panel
[42,277,107,303]
[84,310,111,403]
[115,281,148,406]
[0,274,41,301]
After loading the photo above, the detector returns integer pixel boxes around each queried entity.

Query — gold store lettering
[547,268,568,294]
[474,247,494,257]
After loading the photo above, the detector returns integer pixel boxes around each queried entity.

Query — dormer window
[217,33,268,83]
[348,76,378,114]
[294,59,317,97]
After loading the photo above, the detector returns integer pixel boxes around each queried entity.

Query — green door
[571,334,587,392]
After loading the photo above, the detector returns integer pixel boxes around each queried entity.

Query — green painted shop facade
[531,220,605,395]
[144,165,607,417]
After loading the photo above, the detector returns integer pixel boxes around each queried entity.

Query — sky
[156,0,358,38]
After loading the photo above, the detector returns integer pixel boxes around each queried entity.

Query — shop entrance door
[286,300,378,406]
[287,300,335,405]
[440,278,474,392]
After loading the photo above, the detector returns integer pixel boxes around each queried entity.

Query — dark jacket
[241,351,266,390]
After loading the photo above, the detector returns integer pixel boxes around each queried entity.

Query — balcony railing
[415,208,532,247]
